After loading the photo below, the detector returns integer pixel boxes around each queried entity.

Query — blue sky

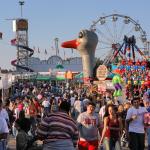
[0,0,150,69]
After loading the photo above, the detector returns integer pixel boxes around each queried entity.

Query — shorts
[78,140,98,150]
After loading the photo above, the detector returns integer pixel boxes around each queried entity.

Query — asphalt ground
[7,135,148,150]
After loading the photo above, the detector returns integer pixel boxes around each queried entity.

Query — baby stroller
[121,130,128,148]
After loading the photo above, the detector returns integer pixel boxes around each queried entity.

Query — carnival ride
[89,14,149,97]
[11,43,34,72]
[111,35,147,61]
[90,13,148,65]
[10,18,35,72]
[102,35,150,97]
[113,35,149,98]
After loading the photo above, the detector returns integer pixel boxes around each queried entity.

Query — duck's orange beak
[61,39,80,49]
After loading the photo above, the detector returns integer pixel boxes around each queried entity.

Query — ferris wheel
[90,14,147,61]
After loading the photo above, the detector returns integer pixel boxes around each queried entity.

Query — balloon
[37,94,43,100]
[128,60,133,66]
[112,69,122,75]
[141,81,145,85]
[134,65,139,70]
[121,59,126,65]
[111,64,118,70]
[141,60,147,66]
[126,65,131,71]
[145,81,150,88]
[128,80,131,85]
[141,66,146,71]
[119,65,124,70]
[134,80,138,85]
[112,75,122,97]
[135,60,141,66]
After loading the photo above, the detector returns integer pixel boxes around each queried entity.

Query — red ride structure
[113,35,149,99]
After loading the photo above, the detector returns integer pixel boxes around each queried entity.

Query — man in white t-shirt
[70,96,75,118]
[0,100,9,123]
[0,116,9,150]
[70,96,75,107]
[77,102,101,150]
[126,97,147,150]
[0,117,9,139]
[73,97,83,120]
[0,99,9,150]
[42,97,50,115]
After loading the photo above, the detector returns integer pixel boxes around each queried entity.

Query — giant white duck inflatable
[61,29,98,80]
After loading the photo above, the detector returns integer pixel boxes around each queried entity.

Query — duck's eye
[79,32,84,38]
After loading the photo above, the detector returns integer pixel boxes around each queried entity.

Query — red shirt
[33,101,40,111]
[18,103,24,111]
[108,116,119,139]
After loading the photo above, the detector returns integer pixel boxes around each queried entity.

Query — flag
[71,48,73,54]
[45,49,47,55]
[11,38,17,45]
[64,50,66,59]
[38,47,40,53]
[0,32,2,39]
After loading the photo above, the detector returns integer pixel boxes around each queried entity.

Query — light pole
[54,38,59,56]
[147,41,150,57]
[19,1,24,17]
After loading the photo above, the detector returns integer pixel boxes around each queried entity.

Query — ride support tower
[12,19,29,72]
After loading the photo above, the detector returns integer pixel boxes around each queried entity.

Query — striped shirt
[37,111,78,146]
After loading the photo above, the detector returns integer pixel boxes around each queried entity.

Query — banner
[98,81,106,93]
[96,65,108,81]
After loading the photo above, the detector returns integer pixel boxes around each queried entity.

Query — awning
[75,72,83,79]
[36,76,51,81]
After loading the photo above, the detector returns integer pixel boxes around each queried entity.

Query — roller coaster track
[11,44,34,72]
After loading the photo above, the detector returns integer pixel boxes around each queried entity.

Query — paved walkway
[7,135,129,150]
[7,135,148,150]
[7,135,43,150]
[7,135,16,150]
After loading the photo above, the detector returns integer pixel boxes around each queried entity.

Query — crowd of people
[0,80,150,150]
